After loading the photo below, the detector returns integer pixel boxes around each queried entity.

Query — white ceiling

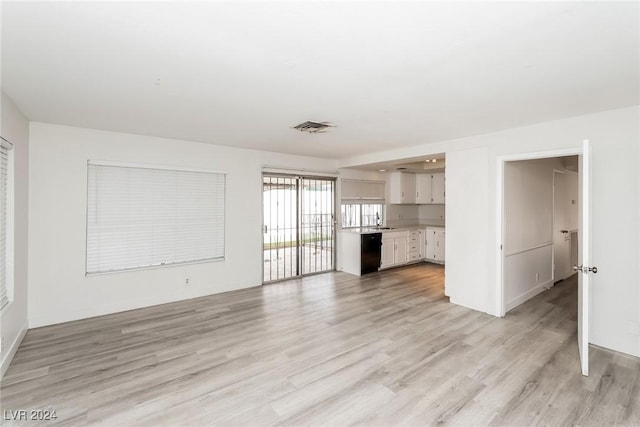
[2,1,638,159]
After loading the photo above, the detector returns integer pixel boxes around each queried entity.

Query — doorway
[262,174,336,283]
[497,142,594,376]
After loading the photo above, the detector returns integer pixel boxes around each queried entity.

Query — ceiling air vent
[292,121,334,133]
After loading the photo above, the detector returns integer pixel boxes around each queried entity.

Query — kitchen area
[338,156,446,276]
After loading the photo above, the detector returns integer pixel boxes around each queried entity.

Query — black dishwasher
[361,233,382,275]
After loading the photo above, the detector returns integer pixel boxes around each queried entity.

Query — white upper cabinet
[389,172,416,204]
[431,173,446,204]
[415,174,432,204]
[390,172,444,204]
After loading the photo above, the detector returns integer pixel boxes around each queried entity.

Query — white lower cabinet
[381,236,396,268]
[381,231,408,269]
[395,238,408,264]
[424,227,445,263]
[381,229,430,269]
[406,230,421,262]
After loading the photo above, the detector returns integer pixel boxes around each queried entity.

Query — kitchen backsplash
[386,204,445,227]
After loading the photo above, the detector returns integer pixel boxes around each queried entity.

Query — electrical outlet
[536,273,540,282]
[1,336,4,353]
[185,278,190,286]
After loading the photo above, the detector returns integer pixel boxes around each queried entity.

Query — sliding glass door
[263,174,335,283]
[300,178,335,275]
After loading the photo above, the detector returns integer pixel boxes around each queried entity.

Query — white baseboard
[506,280,553,312]
[1,322,28,378]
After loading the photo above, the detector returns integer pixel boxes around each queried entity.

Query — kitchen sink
[375,227,395,230]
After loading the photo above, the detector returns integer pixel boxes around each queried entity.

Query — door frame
[495,145,585,317]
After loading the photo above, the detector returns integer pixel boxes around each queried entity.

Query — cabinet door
[401,173,416,204]
[431,173,445,204]
[381,237,396,267]
[389,172,417,204]
[425,228,437,260]
[435,229,446,261]
[395,237,408,264]
[388,173,402,204]
[415,174,432,204]
[418,230,425,258]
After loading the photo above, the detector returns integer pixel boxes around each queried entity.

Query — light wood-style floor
[2,264,639,426]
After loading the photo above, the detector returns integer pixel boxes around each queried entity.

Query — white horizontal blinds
[341,179,362,199]
[0,144,9,310]
[341,179,385,203]
[86,163,225,274]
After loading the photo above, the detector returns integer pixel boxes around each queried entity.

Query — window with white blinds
[0,140,12,311]
[86,162,225,275]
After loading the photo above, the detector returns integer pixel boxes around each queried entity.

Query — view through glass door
[263,174,335,283]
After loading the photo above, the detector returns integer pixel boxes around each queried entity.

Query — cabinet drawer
[408,253,420,261]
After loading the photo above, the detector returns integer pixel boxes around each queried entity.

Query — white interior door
[577,140,591,376]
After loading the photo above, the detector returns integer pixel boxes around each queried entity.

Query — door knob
[573,265,598,274]
[560,229,568,234]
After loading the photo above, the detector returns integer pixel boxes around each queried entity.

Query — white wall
[340,105,640,357]
[445,148,489,308]
[504,158,561,253]
[553,169,579,282]
[565,171,579,231]
[503,158,563,310]
[0,92,29,376]
[28,123,336,327]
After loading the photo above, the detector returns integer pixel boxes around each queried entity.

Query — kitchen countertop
[339,223,445,234]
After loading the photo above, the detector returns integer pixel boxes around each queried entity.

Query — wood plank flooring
[1,263,639,426]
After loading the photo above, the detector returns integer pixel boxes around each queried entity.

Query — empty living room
[1,1,639,426]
